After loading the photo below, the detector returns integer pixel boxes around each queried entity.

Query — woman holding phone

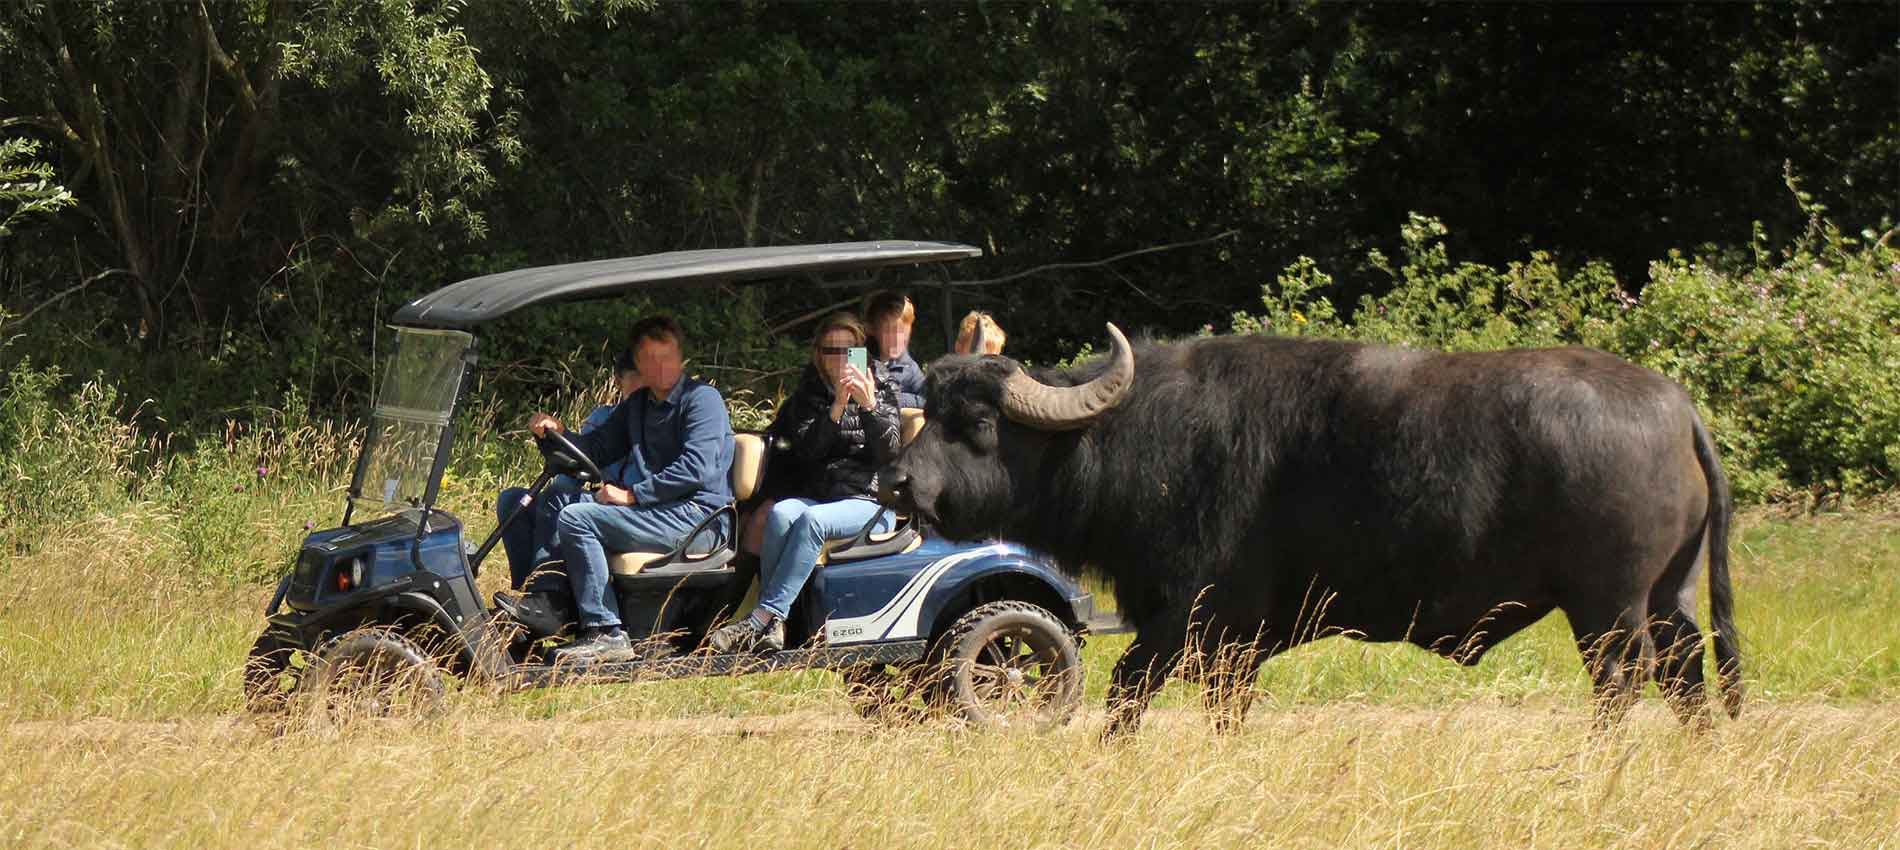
[713,313,902,653]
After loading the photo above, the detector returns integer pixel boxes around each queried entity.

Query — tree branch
[30,96,87,153]
[159,10,206,182]
[0,115,77,142]
[758,234,1238,337]
[205,0,285,241]
[195,1,261,116]
[765,296,868,338]
[0,268,132,332]
[951,229,1241,287]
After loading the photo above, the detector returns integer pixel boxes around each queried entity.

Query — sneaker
[708,614,784,655]
[558,626,632,660]
[494,590,574,638]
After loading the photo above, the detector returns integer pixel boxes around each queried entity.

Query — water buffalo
[880,325,1741,736]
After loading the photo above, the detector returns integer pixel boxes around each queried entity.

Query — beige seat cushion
[606,433,759,578]
[899,408,926,444]
[608,551,668,576]
[732,433,766,501]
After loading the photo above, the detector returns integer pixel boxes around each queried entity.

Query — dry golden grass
[2,703,1896,849]
[3,503,1898,848]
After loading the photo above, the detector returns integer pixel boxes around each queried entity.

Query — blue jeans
[756,497,892,621]
[549,499,727,629]
[494,477,588,590]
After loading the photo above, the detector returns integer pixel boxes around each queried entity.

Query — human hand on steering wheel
[528,412,562,437]
[532,419,604,485]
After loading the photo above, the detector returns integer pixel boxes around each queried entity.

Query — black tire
[935,601,1083,729]
[295,627,446,721]
[242,630,298,713]
[840,662,938,725]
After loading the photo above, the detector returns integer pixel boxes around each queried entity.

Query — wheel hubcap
[968,626,1061,719]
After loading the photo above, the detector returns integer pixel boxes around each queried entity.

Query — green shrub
[1235,214,1625,352]
[1235,210,1899,502]
[1617,224,1900,500]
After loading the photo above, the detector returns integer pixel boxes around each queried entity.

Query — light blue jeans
[548,500,727,629]
[755,497,893,620]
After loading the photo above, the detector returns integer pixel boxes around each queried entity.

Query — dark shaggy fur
[883,333,1742,736]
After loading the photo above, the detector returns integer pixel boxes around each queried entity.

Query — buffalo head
[879,324,1134,539]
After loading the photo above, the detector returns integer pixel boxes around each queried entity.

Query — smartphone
[847,346,868,372]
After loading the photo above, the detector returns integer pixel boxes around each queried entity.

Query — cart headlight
[336,556,365,592]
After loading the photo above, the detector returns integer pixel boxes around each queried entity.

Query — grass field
[2,506,1897,848]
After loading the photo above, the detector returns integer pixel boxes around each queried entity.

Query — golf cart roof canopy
[392,240,981,328]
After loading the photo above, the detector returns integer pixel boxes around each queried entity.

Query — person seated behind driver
[515,315,735,659]
[954,309,1006,355]
[495,348,638,591]
[711,313,901,653]
[864,290,926,409]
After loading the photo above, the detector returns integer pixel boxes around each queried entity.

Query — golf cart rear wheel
[840,662,938,725]
[937,601,1083,729]
[296,627,446,720]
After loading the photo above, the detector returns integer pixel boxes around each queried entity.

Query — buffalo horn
[1001,323,1134,430]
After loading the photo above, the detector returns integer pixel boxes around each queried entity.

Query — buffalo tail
[1693,414,1744,718]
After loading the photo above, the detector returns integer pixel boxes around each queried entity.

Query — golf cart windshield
[349,327,474,516]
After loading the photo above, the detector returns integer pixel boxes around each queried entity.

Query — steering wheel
[536,429,605,484]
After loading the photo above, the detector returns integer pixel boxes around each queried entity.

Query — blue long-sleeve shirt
[878,350,927,409]
[576,404,630,485]
[571,377,734,512]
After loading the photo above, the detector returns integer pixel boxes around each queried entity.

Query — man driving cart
[500,315,735,659]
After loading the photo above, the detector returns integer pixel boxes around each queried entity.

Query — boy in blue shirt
[864,290,926,409]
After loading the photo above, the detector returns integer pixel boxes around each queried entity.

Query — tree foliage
[0,137,73,237]
[0,0,1893,496]
[0,0,511,344]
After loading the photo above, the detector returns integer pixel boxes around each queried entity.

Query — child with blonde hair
[954,310,1006,355]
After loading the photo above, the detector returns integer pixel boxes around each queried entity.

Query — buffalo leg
[1649,608,1711,728]
[1195,625,1276,733]
[1569,604,1657,727]
[1198,646,1263,734]
[1103,627,1186,739]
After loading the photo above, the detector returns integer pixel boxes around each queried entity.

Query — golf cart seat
[899,407,926,444]
[814,499,922,565]
[606,433,765,577]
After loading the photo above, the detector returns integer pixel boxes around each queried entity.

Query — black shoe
[494,590,574,638]
[708,614,784,655]
[558,627,632,660]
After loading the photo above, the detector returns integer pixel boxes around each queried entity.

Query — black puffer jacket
[767,363,902,502]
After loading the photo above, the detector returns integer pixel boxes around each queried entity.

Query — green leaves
[281,0,511,238]
[0,137,72,237]
[1234,208,1900,502]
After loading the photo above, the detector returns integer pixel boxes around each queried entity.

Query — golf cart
[242,242,1095,726]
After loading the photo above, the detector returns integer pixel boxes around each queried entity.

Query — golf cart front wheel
[296,627,446,721]
[936,601,1083,729]
[242,630,299,713]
